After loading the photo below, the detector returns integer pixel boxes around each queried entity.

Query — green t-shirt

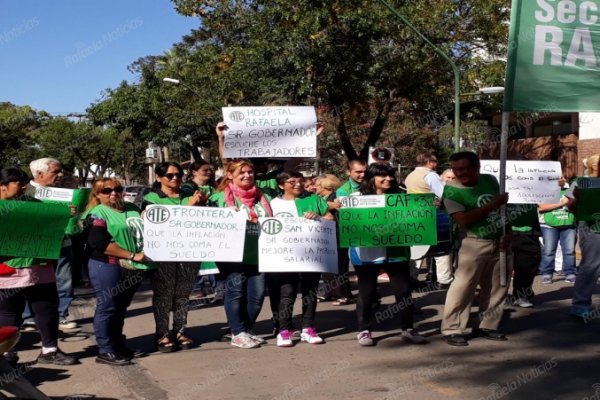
[336,179,361,198]
[443,174,503,240]
[509,204,539,233]
[255,169,281,199]
[209,191,272,265]
[271,195,329,217]
[89,203,154,270]
[181,182,215,198]
[566,179,600,233]
[143,191,192,206]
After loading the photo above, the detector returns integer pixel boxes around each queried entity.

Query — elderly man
[441,152,512,346]
[23,158,79,332]
[405,153,453,288]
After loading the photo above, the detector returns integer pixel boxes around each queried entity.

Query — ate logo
[339,197,359,208]
[476,194,494,207]
[229,111,245,122]
[146,206,170,224]
[35,187,53,198]
[261,218,283,235]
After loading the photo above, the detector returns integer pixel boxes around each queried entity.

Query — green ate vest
[89,203,154,270]
[443,174,503,240]
[542,190,576,228]
[209,191,272,265]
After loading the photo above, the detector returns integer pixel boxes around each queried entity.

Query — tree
[0,102,47,167]
[164,0,509,164]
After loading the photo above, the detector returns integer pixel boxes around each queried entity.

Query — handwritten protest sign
[258,217,338,273]
[573,178,600,221]
[143,205,247,262]
[222,106,317,158]
[34,186,91,235]
[338,194,437,248]
[0,201,71,259]
[480,160,561,204]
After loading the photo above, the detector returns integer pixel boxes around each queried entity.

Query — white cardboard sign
[480,160,561,204]
[34,186,74,202]
[143,205,247,262]
[222,106,317,158]
[258,217,338,273]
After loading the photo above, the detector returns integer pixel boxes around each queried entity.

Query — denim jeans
[539,226,577,276]
[223,271,265,335]
[572,222,600,314]
[88,259,143,354]
[23,245,74,322]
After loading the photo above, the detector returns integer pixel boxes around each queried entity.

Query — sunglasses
[163,172,183,180]
[100,187,124,195]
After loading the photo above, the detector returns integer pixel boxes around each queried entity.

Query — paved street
[11,274,600,400]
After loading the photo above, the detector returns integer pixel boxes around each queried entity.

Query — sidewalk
[9,275,600,400]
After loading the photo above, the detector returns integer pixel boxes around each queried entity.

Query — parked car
[123,185,151,208]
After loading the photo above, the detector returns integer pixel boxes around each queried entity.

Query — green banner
[338,194,437,248]
[504,0,600,112]
[34,187,91,235]
[0,201,72,259]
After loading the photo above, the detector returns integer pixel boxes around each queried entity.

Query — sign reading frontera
[143,205,247,262]
[338,194,437,248]
[222,106,317,158]
[258,217,338,273]
[504,0,600,111]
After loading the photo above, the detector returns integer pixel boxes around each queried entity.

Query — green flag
[0,201,71,259]
[504,0,600,112]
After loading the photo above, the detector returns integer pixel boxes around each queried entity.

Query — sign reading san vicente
[258,217,338,273]
[143,205,247,262]
[222,106,317,158]
[338,194,437,248]
[0,201,71,259]
[504,0,600,111]
[480,160,561,204]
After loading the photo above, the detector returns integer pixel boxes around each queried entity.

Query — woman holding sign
[268,171,334,347]
[0,167,77,366]
[350,163,427,346]
[142,162,205,353]
[209,159,273,349]
[85,178,152,366]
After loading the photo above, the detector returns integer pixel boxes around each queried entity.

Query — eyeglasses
[100,187,124,195]
[285,180,304,186]
[163,172,183,180]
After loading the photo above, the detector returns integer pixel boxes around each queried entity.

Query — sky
[0,1,199,115]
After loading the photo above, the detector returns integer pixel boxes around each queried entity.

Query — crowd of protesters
[1,123,599,370]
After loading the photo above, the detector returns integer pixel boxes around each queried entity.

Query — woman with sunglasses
[209,159,273,349]
[0,167,77,366]
[142,162,205,352]
[351,163,427,346]
[84,178,152,366]
[268,171,334,347]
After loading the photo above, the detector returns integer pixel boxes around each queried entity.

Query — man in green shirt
[336,159,367,198]
[441,152,511,346]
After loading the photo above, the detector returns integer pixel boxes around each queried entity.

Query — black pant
[512,233,542,299]
[269,272,321,331]
[0,283,59,348]
[355,262,413,331]
[320,249,353,299]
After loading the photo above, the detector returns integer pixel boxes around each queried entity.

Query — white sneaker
[247,331,267,345]
[513,297,534,308]
[59,319,79,331]
[276,329,294,347]
[357,330,374,346]
[401,329,428,344]
[231,332,260,349]
[300,328,324,344]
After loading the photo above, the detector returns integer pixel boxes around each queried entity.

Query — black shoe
[444,334,469,347]
[118,346,148,360]
[37,349,77,365]
[3,352,19,367]
[472,328,507,341]
[96,352,132,366]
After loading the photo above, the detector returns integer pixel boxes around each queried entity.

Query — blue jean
[23,245,73,322]
[223,271,265,335]
[539,226,577,276]
[572,222,600,314]
[88,259,143,354]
